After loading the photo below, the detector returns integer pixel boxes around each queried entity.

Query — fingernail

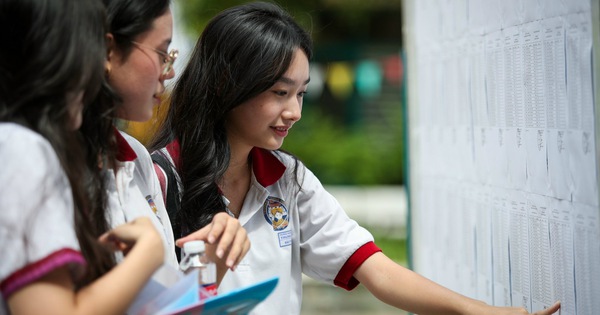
[208,235,215,244]
[227,259,234,268]
[217,248,224,259]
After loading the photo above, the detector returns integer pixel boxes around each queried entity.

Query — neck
[219,146,253,217]
[219,147,251,196]
[224,142,252,181]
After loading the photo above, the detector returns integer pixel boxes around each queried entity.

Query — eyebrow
[278,76,311,85]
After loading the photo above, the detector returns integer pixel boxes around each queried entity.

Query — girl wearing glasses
[0,0,165,314]
[82,0,249,277]
[150,2,560,315]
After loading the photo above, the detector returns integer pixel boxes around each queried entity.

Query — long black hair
[150,1,312,235]
[0,0,112,287]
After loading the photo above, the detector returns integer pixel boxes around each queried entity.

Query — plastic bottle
[180,240,217,299]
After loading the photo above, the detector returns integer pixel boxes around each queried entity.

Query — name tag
[278,230,292,247]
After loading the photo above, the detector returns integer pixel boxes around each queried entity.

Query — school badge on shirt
[263,196,291,247]
[145,195,158,214]
[263,196,289,231]
[146,195,163,225]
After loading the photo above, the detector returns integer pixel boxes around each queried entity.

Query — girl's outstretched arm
[7,217,164,315]
[354,252,560,315]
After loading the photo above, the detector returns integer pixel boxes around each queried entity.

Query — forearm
[8,240,162,315]
[354,252,483,315]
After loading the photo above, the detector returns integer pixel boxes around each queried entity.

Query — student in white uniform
[0,0,165,314]
[150,2,561,315]
[83,0,250,273]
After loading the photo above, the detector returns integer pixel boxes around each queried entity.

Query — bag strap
[151,152,182,261]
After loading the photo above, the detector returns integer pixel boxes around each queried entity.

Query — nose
[283,97,302,122]
[161,67,176,81]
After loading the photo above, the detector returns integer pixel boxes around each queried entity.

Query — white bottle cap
[183,240,205,254]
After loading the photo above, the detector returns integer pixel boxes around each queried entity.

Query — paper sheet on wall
[565,12,598,207]
[548,198,576,315]
[521,21,550,196]
[527,194,554,312]
[572,203,600,314]
[474,187,493,305]
[492,190,511,306]
[544,17,571,200]
[501,26,528,189]
[509,191,531,311]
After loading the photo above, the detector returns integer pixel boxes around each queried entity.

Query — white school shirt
[157,144,381,315]
[106,130,178,268]
[0,123,85,314]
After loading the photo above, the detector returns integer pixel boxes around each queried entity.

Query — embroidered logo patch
[145,195,158,214]
[263,196,289,231]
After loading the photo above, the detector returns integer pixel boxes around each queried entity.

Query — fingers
[532,301,560,315]
[177,213,250,270]
[222,226,250,270]
[98,217,160,253]
[209,213,249,269]
[207,212,232,245]
[175,227,209,247]
[226,231,250,270]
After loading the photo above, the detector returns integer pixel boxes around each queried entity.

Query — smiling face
[226,48,310,152]
[108,8,175,122]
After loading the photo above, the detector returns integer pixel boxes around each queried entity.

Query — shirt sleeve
[294,161,381,290]
[0,125,84,298]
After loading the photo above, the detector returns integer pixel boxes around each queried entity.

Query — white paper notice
[565,12,598,206]
[527,194,553,312]
[572,203,600,314]
[521,21,550,196]
[492,190,511,306]
[543,17,571,201]
[475,187,493,304]
[548,198,576,315]
[501,26,527,189]
[509,191,531,311]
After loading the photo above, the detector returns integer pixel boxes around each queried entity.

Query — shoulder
[0,124,76,258]
[0,123,55,156]
[0,123,62,177]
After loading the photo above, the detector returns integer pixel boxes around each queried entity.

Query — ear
[105,33,116,62]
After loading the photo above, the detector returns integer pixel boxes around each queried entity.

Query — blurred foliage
[282,105,403,185]
[176,0,402,43]
[178,1,318,37]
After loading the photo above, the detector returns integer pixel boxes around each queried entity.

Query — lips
[272,126,290,137]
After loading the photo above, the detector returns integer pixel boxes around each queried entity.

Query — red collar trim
[166,140,181,169]
[251,147,286,187]
[114,128,137,162]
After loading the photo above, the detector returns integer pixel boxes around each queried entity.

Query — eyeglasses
[131,41,179,76]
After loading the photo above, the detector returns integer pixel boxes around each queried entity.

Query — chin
[269,143,284,151]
